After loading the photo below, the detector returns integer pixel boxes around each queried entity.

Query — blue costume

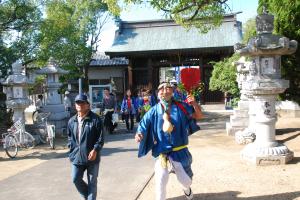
[149,94,158,107]
[121,96,137,131]
[137,100,194,178]
[173,89,186,102]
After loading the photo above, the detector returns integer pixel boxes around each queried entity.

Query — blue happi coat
[137,101,194,177]
[137,101,193,157]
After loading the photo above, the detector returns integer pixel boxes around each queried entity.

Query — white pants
[155,156,192,200]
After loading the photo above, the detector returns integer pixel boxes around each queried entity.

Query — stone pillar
[234,7,297,165]
[235,94,256,144]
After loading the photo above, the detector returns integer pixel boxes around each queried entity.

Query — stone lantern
[234,7,298,165]
[35,58,69,135]
[232,58,257,145]
[1,60,33,123]
[226,57,251,136]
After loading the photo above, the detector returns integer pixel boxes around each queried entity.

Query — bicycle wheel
[38,131,47,144]
[47,125,55,149]
[23,132,36,148]
[4,134,18,158]
[49,137,55,149]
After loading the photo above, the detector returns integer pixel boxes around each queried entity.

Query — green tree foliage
[258,0,300,104]
[38,0,110,91]
[209,53,240,98]
[0,0,110,92]
[0,0,42,77]
[242,18,256,44]
[104,0,231,33]
[209,18,257,104]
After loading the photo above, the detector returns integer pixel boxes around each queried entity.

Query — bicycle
[33,112,55,149]
[3,120,36,158]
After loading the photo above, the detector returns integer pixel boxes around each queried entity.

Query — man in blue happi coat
[135,82,202,200]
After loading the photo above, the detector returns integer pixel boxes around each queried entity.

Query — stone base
[230,116,249,127]
[233,109,249,118]
[235,128,256,145]
[277,109,300,118]
[226,122,245,136]
[237,100,249,110]
[241,142,294,165]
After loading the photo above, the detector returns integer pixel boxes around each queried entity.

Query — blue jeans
[71,163,100,200]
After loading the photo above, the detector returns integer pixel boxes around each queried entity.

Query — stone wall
[276,101,300,118]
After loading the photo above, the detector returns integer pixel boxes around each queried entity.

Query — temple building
[104,13,242,103]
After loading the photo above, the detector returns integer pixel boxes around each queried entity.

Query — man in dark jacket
[68,94,104,200]
[101,88,117,134]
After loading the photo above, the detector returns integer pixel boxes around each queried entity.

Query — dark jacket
[67,111,104,165]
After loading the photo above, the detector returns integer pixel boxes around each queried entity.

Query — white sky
[98,0,258,52]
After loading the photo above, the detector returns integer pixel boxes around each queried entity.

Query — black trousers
[124,113,134,130]
[104,111,117,134]
[136,112,141,122]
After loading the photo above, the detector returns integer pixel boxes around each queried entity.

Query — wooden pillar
[199,57,205,104]
[199,57,203,81]
[128,59,133,90]
[147,58,153,90]
[153,67,159,90]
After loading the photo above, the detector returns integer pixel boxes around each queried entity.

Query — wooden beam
[147,58,153,90]
[128,60,133,90]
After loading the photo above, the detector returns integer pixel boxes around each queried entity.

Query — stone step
[226,122,246,136]
[230,117,249,127]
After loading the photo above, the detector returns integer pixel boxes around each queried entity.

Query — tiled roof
[35,66,68,74]
[90,54,128,67]
[106,14,242,56]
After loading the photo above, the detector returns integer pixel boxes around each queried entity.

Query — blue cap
[75,94,89,104]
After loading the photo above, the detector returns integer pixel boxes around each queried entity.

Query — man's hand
[88,149,97,161]
[135,133,143,143]
[186,94,203,120]
[186,94,196,105]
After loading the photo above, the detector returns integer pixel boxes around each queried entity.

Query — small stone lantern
[235,7,298,165]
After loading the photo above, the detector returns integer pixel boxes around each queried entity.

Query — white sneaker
[184,188,193,200]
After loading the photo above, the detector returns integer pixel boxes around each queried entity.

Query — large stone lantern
[1,60,33,123]
[235,7,298,165]
[35,58,69,135]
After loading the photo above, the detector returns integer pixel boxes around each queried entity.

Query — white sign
[261,58,275,74]
[13,87,23,98]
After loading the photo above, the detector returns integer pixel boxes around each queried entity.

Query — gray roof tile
[106,16,242,55]
[90,54,128,67]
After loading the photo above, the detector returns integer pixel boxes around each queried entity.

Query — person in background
[170,80,186,102]
[64,91,72,113]
[150,89,158,106]
[67,94,104,200]
[33,94,44,121]
[36,94,44,112]
[102,88,118,134]
[121,89,137,132]
[140,89,152,118]
[135,89,144,123]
